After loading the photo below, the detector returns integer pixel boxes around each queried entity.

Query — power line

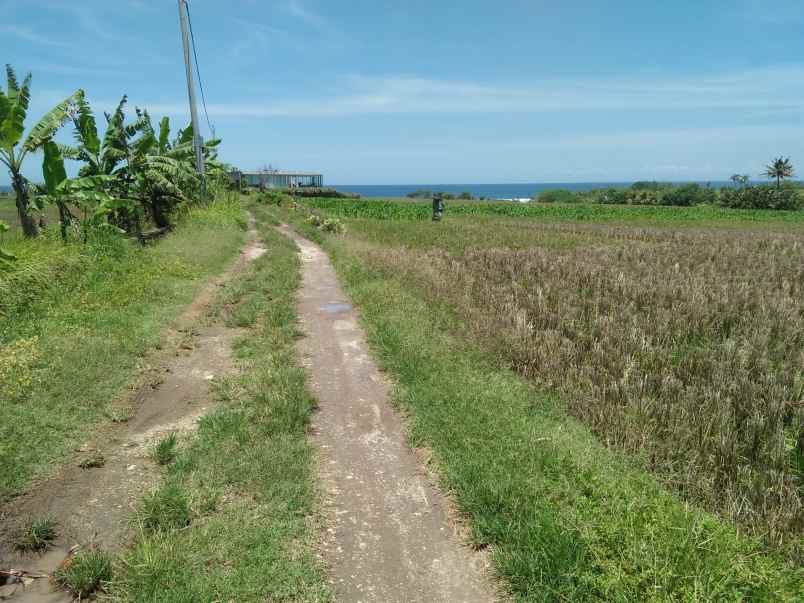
[185,0,215,139]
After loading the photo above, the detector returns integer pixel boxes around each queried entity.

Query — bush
[661,183,716,206]
[632,180,673,191]
[458,191,473,200]
[255,190,288,206]
[719,185,801,210]
[406,189,432,198]
[600,188,661,205]
[537,189,580,203]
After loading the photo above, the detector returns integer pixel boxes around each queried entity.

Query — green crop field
[269,197,804,600]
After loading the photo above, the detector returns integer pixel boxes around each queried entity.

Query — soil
[0,218,266,602]
[279,224,499,603]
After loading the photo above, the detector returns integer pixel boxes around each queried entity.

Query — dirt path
[279,225,497,603]
[0,218,266,602]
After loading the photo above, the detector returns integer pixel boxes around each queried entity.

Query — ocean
[2,181,744,199]
[332,182,736,199]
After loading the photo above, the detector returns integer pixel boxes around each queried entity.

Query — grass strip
[0,199,246,500]
[110,211,330,602]
[271,206,803,601]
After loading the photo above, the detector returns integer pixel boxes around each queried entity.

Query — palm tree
[0,64,82,237]
[763,157,794,189]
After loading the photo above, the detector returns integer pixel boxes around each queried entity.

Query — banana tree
[129,114,219,228]
[0,64,82,237]
[62,94,144,234]
[40,140,123,243]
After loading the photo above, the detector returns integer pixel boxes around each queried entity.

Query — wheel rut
[278,224,497,603]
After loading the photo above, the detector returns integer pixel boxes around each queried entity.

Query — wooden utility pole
[177,0,205,193]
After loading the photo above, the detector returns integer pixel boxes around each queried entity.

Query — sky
[2,0,804,185]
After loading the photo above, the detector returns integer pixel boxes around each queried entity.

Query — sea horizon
[330,180,760,199]
[1,179,775,200]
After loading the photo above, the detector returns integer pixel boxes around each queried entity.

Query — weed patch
[14,516,57,551]
[151,432,178,466]
[54,548,113,599]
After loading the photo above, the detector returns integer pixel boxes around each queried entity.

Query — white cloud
[126,63,804,118]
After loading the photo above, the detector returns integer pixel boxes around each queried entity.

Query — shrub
[661,183,716,206]
[719,185,801,210]
[631,180,673,191]
[537,189,580,203]
[458,191,473,200]
[601,188,661,205]
[406,189,432,198]
[256,190,288,206]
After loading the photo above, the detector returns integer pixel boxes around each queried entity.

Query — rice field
[301,198,804,558]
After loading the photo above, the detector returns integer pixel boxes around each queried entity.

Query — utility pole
[177,0,205,194]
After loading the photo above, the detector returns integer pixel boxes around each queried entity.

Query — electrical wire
[185,1,215,138]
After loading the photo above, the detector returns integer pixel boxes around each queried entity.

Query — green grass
[0,198,247,500]
[111,209,330,602]
[274,205,803,601]
[151,433,178,466]
[303,196,804,227]
[140,481,191,532]
[14,515,57,551]
[54,549,113,599]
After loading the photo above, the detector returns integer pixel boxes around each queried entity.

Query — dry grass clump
[357,222,804,550]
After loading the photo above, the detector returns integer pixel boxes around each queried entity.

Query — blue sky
[2,0,803,184]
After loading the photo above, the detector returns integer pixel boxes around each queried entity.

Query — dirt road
[280,225,497,603]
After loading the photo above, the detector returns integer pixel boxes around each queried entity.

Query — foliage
[719,185,801,210]
[458,191,473,200]
[660,183,716,206]
[406,189,433,198]
[255,189,289,205]
[631,180,673,191]
[730,174,750,187]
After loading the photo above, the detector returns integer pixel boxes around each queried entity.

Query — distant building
[230,169,323,189]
